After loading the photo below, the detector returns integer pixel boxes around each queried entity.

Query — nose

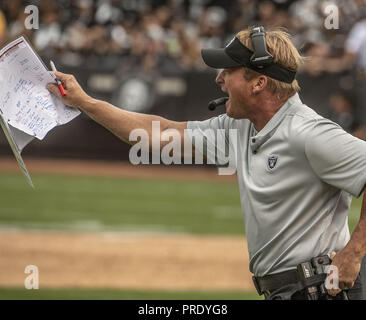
[215,69,224,85]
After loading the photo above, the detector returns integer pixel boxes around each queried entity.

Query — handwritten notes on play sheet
[0,36,80,187]
[0,36,80,139]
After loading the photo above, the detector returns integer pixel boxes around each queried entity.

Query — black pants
[264,258,366,300]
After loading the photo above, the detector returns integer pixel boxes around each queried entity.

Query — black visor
[201,37,296,84]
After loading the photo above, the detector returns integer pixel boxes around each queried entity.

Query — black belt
[252,269,299,295]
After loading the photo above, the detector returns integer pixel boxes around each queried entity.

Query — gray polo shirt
[187,93,366,276]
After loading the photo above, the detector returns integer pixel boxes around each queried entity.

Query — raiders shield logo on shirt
[267,155,278,170]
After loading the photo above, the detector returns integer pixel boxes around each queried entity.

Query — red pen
[50,60,66,96]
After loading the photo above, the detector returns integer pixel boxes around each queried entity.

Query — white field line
[0,220,190,236]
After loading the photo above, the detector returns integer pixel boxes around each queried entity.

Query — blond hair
[236,27,303,98]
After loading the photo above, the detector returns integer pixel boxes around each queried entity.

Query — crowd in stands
[0,0,365,137]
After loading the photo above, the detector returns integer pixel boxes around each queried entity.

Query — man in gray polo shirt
[47,27,366,300]
[188,92,366,299]
[191,27,366,300]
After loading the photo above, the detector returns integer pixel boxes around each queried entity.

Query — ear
[252,75,268,94]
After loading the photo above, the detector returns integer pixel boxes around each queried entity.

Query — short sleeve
[305,119,366,197]
[187,114,237,165]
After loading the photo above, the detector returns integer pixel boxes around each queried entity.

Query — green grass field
[0,172,362,300]
[0,172,245,234]
[0,287,260,300]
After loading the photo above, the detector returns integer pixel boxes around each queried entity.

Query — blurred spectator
[302,13,366,139]
[0,0,365,137]
[0,9,7,42]
[0,0,33,44]
[327,91,360,134]
[34,4,62,52]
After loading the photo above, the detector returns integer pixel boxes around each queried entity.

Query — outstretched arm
[328,187,366,296]
[47,71,188,150]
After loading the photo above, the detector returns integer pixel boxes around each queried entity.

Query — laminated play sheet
[0,36,80,187]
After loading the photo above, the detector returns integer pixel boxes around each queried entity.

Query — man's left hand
[327,250,361,296]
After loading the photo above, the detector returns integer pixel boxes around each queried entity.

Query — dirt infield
[0,230,254,291]
[0,157,237,182]
[0,157,254,291]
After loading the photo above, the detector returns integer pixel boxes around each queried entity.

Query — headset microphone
[208,97,228,111]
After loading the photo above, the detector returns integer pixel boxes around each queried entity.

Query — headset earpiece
[250,26,273,68]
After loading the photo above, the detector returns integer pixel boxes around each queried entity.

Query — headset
[208,26,271,110]
[249,26,273,68]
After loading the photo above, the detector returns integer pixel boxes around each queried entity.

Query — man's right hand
[46,71,92,108]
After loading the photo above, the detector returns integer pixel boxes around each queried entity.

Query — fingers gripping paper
[0,36,80,187]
